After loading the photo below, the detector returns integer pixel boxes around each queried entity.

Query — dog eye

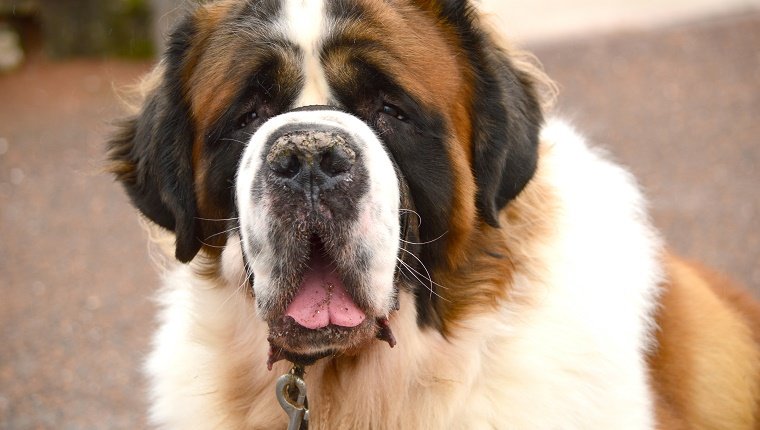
[237,110,259,129]
[380,103,407,121]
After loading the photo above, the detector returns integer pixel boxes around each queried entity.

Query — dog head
[109,0,544,364]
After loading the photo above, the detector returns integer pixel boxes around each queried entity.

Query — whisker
[217,245,260,312]
[218,137,250,145]
[396,255,447,290]
[205,225,241,241]
[196,216,240,222]
[399,230,448,246]
[396,258,448,302]
[398,247,447,290]
[396,258,431,295]
[217,275,248,312]
[399,208,422,228]
[197,239,228,249]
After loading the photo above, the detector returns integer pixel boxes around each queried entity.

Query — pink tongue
[285,253,366,330]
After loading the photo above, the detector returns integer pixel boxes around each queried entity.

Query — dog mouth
[284,239,366,329]
[265,237,396,369]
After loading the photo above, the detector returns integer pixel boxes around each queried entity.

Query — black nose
[266,129,356,187]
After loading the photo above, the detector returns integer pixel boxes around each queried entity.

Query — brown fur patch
[183,2,278,257]
[376,1,480,274]
[435,143,559,332]
[650,254,760,429]
[320,3,480,266]
[186,2,243,223]
[690,262,760,345]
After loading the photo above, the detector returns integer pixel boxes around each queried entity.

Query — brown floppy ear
[107,17,202,263]
[435,0,544,225]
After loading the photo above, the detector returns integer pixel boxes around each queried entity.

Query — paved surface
[1,11,759,430]
[0,59,155,428]
[483,0,760,42]
[532,12,760,290]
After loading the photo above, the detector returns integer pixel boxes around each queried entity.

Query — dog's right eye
[380,103,407,122]
[237,109,259,129]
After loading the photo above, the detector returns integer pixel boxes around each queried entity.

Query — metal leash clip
[276,365,309,430]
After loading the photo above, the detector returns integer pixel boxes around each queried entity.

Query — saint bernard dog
[108,0,760,428]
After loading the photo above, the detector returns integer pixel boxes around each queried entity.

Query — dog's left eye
[237,110,259,129]
[380,103,407,122]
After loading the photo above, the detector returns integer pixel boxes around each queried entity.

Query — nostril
[320,146,353,177]
[266,130,356,183]
[270,153,301,178]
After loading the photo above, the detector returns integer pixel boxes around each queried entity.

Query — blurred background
[1,0,758,427]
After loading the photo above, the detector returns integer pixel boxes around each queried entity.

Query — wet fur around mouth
[267,315,396,369]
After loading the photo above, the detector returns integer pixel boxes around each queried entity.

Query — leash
[276,364,309,430]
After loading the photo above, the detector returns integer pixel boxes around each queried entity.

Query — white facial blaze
[282,0,332,106]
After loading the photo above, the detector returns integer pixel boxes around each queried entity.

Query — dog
[108,0,760,428]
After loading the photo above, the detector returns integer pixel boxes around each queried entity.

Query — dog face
[237,108,401,361]
[109,0,543,364]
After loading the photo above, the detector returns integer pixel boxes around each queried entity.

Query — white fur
[281,0,332,106]
[453,119,663,429]
[146,119,664,429]
[236,109,400,318]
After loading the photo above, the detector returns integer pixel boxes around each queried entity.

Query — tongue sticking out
[285,249,366,330]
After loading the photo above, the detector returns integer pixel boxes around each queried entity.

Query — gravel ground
[1,11,758,429]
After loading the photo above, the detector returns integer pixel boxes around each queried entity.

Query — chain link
[276,365,309,430]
